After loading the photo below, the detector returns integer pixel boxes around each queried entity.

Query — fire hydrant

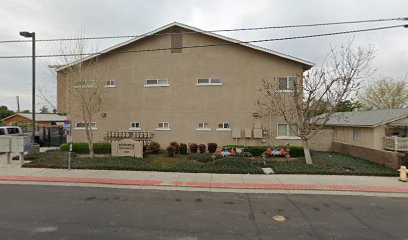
[398,166,408,182]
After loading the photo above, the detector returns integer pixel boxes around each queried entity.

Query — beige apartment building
[56,22,314,147]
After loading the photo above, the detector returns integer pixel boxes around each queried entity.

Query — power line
[0,24,406,59]
[0,17,407,44]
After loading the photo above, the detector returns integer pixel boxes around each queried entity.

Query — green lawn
[22,150,398,176]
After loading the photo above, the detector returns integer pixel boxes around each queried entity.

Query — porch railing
[384,137,408,151]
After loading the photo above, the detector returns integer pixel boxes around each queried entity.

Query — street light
[19,31,36,144]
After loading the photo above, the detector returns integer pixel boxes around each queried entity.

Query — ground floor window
[353,128,361,141]
[216,122,231,131]
[129,122,141,131]
[277,123,298,137]
[75,122,97,130]
[156,122,170,131]
[197,122,211,131]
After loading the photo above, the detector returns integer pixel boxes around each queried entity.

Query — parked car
[0,126,24,136]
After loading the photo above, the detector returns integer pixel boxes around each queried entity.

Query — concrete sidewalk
[0,157,407,196]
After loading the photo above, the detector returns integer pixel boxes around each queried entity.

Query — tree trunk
[302,139,313,165]
[85,126,95,158]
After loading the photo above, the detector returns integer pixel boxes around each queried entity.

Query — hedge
[60,142,111,154]
[222,145,305,157]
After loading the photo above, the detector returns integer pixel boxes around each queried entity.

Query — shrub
[198,144,206,153]
[166,145,176,157]
[189,143,198,153]
[169,141,180,154]
[60,142,111,154]
[179,143,188,155]
[288,146,304,157]
[245,146,267,157]
[147,141,161,154]
[207,143,217,153]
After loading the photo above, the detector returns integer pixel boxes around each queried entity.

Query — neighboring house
[1,113,67,127]
[56,22,314,147]
[318,108,408,168]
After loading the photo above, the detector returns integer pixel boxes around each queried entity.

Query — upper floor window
[216,122,231,131]
[74,80,96,88]
[197,122,211,131]
[144,79,170,87]
[129,122,141,131]
[156,122,170,131]
[278,77,297,91]
[197,78,222,86]
[105,80,116,88]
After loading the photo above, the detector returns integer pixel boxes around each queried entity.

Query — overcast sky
[0,0,407,112]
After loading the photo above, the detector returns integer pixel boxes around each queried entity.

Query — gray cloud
[1,0,407,111]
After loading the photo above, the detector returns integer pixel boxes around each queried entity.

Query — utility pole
[16,96,20,112]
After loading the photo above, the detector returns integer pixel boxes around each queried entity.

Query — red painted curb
[0,175,407,193]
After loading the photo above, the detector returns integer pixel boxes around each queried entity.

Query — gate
[40,126,66,147]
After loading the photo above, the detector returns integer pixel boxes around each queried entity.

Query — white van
[0,126,24,136]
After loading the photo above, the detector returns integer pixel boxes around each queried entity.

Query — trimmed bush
[148,141,161,154]
[288,146,304,157]
[189,143,198,153]
[207,143,217,153]
[169,141,180,154]
[198,144,206,153]
[60,142,111,154]
[166,145,176,157]
[179,143,188,155]
[222,145,245,151]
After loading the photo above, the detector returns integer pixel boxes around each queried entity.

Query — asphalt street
[0,184,406,240]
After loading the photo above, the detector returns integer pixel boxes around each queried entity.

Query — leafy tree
[336,100,362,112]
[0,106,15,119]
[39,106,50,113]
[359,78,408,109]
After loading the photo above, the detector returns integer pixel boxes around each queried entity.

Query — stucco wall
[308,128,334,151]
[58,26,309,148]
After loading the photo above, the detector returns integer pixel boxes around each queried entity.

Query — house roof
[321,108,408,127]
[1,113,67,122]
[55,22,314,72]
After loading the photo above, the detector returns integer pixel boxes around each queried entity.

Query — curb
[0,175,408,193]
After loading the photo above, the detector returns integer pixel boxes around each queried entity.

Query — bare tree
[53,36,105,158]
[258,42,375,164]
[359,77,408,109]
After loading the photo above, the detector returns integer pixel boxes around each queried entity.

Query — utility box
[254,123,262,129]
[245,129,252,138]
[253,129,263,139]
[232,129,241,138]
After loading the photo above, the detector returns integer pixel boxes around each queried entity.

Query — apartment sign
[112,139,143,158]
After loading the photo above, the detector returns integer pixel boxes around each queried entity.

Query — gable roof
[55,22,314,72]
[322,108,408,127]
[1,113,67,122]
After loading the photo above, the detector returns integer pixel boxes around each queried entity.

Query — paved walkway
[0,154,407,195]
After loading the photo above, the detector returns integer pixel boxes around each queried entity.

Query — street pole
[19,31,36,144]
[31,33,36,144]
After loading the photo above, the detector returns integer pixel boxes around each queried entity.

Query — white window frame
[276,123,300,139]
[196,122,211,131]
[105,80,116,88]
[144,79,170,87]
[74,122,97,130]
[129,122,141,131]
[277,76,296,92]
[216,122,231,131]
[156,122,170,131]
[353,128,361,141]
[74,80,97,89]
[196,77,222,86]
